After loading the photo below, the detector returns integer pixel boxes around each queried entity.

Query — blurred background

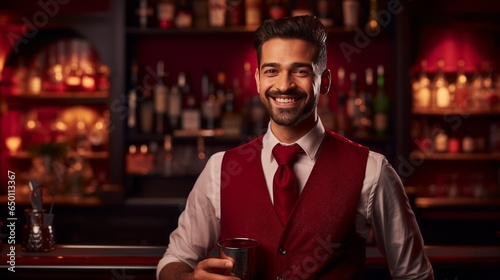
[0,0,499,248]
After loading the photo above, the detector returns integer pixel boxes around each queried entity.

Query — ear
[254,67,260,94]
[319,69,332,94]
[320,69,331,95]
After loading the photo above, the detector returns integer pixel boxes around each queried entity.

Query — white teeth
[276,98,296,103]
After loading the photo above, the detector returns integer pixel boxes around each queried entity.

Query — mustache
[266,89,307,98]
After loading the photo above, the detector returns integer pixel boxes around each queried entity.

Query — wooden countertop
[1,244,499,268]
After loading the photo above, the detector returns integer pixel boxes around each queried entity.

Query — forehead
[261,38,317,65]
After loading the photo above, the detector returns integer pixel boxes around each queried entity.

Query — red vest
[221,131,369,279]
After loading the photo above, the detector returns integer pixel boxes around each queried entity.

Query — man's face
[255,38,324,128]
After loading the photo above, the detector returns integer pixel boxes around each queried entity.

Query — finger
[199,257,234,271]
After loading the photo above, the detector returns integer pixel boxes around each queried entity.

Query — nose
[276,72,297,93]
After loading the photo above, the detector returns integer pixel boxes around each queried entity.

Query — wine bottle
[154,60,168,134]
[175,0,193,28]
[454,59,470,109]
[336,67,349,136]
[157,0,176,28]
[413,60,431,109]
[181,81,201,131]
[245,0,261,27]
[432,59,450,109]
[128,61,139,134]
[374,65,389,135]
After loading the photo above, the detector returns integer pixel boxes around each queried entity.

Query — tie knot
[273,144,303,166]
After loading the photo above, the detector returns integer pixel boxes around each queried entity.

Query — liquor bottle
[126,145,138,173]
[413,60,431,109]
[96,64,111,92]
[268,0,287,20]
[227,0,244,26]
[462,126,475,153]
[221,86,242,135]
[175,0,193,28]
[374,65,389,136]
[193,0,209,27]
[154,61,168,134]
[27,53,42,95]
[245,0,261,27]
[49,40,66,92]
[454,59,470,109]
[367,0,379,32]
[181,80,201,131]
[317,0,333,27]
[158,0,176,28]
[215,70,228,114]
[168,85,182,130]
[356,68,374,137]
[136,0,153,28]
[163,135,173,176]
[291,0,313,16]
[336,67,349,136]
[432,59,450,109]
[343,0,360,29]
[80,41,96,92]
[346,72,358,127]
[128,61,139,134]
[470,64,484,110]
[433,124,448,153]
[65,39,82,91]
[209,0,227,27]
[200,71,215,129]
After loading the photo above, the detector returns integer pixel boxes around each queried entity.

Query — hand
[193,258,240,280]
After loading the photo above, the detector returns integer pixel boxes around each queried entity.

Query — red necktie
[272,144,303,225]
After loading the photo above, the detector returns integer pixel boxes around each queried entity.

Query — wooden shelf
[126,26,356,35]
[6,91,109,107]
[8,151,109,160]
[410,151,500,161]
[127,129,252,143]
[415,197,500,208]
[412,107,500,116]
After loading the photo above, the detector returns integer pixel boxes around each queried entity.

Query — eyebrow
[260,62,314,71]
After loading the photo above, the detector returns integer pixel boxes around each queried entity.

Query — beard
[262,89,316,127]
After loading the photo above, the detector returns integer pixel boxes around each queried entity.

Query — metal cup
[218,238,259,280]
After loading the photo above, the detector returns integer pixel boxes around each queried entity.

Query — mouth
[274,97,299,104]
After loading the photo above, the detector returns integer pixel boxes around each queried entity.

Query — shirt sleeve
[156,152,224,280]
[368,157,435,280]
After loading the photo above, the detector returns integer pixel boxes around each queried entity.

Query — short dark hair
[254,15,327,74]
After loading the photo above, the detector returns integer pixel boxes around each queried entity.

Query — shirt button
[278,248,287,255]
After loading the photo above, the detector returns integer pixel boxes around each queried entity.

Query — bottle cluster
[412,59,500,112]
[411,119,500,155]
[9,38,110,95]
[127,60,267,137]
[133,0,378,30]
[322,64,390,139]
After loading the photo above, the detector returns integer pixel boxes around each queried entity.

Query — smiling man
[157,16,434,280]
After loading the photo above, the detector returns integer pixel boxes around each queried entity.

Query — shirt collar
[263,117,326,162]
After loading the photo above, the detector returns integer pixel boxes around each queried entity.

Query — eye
[263,69,278,76]
[293,68,312,77]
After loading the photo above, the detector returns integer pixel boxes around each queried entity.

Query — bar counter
[1,244,499,279]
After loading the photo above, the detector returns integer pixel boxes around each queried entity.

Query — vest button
[278,248,287,255]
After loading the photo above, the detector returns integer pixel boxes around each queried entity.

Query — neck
[270,114,317,144]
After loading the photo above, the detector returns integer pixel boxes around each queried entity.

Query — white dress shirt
[157,119,434,279]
